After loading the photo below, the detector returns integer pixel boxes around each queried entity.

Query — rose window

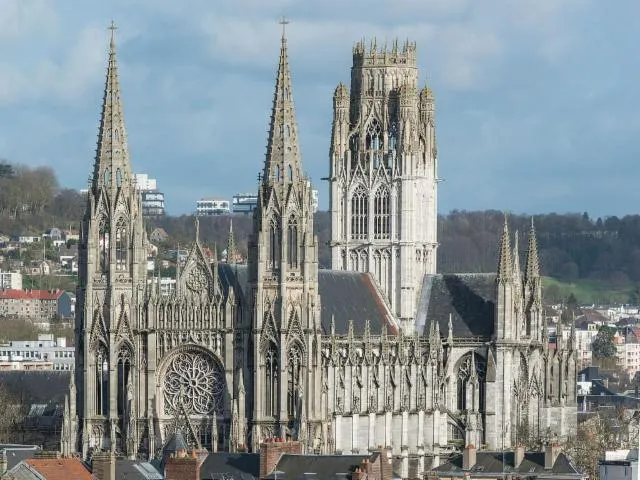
[163,351,224,415]
[186,267,208,292]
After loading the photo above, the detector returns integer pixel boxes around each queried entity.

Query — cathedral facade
[67,27,577,474]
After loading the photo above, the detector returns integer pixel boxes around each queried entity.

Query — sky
[0,0,638,218]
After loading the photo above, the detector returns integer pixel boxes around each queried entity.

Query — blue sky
[0,0,638,218]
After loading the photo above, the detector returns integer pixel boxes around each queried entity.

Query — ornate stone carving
[186,267,208,292]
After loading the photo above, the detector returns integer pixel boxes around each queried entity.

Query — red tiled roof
[0,289,64,300]
[25,458,93,479]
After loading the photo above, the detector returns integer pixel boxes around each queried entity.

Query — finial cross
[279,16,290,38]
[108,20,117,43]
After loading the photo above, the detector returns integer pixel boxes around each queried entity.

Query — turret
[524,219,543,341]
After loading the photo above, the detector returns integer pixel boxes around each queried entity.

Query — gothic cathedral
[68,27,577,472]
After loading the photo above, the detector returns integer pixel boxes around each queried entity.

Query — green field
[542,277,634,305]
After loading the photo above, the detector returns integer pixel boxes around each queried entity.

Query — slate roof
[217,265,394,335]
[116,459,163,480]
[199,452,260,480]
[415,273,496,337]
[271,453,370,479]
[0,445,41,470]
[433,451,583,477]
[0,371,71,403]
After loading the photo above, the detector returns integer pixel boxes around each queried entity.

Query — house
[43,228,63,241]
[62,230,79,242]
[430,444,585,480]
[17,236,40,244]
[4,453,93,479]
[149,227,169,243]
[600,448,638,480]
[0,289,72,320]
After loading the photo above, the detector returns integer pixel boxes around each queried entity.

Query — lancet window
[373,186,390,239]
[287,216,298,268]
[95,343,109,416]
[287,344,303,418]
[265,343,279,416]
[456,353,486,412]
[350,186,368,240]
[269,217,281,269]
[366,119,383,168]
[116,344,132,417]
[98,219,109,273]
[115,218,128,271]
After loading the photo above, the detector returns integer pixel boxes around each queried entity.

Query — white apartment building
[617,341,640,377]
[134,173,165,216]
[134,173,157,190]
[575,324,599,367]
[0,333,75,370]
[196,197,230,215]
[600,449,638,480]
[0,270,22,290]
[147,276,176,296]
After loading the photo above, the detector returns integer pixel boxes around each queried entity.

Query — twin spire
[262,18,304,190]
[497,215,540,282]
[92,21,132,195]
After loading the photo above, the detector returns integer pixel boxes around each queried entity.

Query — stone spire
[91,21,133,195]
[227,218,236,264]
[497,214,512,282]
[512,230,521,282]
[525,218,540,282]
[262,19,304,189]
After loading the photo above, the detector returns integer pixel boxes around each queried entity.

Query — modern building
[311,188,319,213]
[65,27,577,476]
[232,193,258,214]
[0,270,22,290]
[600,449,638,480]
[196,197,230,215]
[0,289,72,320]
[146,276,177,296]
[134,173,165,216]
[0,334,75,371]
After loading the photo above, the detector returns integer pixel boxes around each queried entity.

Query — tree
[592,325,617,359]
[0,382,23,443]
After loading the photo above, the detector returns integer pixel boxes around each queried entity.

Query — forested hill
[147,210,637,284]
[1,162,639,298]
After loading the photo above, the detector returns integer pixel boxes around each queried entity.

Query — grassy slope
[542,276,633,305]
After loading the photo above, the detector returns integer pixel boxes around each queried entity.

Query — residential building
[134,173,166,216]
[232,193,258,214]
[147,276,177,296]
[0,334,75,371]
[0,270,22,290]
[196,197,230,215]
[66,28,577,470]
[0,289,72,320]
[600,449,638,480]
[311,188,319,213]
[0,360,54,371]
[431,444,585,480]
[5,455,93,480]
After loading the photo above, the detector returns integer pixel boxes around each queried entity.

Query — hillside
[2,161,639,304]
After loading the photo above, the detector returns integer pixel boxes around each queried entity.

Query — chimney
[260,438,302,478]
[165,449,203,480]
[0,449,7,476]
[462,444,476,470]
[92,452,116,480]
[514,444,525,468]
[544,444,561,470]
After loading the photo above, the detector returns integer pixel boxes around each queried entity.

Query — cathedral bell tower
[75,23,147,457]
[329,39,438,332]
[247,22,322,450]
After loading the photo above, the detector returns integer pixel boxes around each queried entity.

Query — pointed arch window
[374,186,390,239]
[349,134,360,172]
[287,343,303,418]
[116,168,123,187]
[287,165,293,182]
[96,343,109,416]
[265,342,279,417]
[287,216,298,268]
[116,344,133,417]
[98,219,109,274]
[269,217,281,269]
[456,353,486,412]
[115,218,128,271]
[350,186,368,240]
[366,119,383,168]
[275,165,281,183]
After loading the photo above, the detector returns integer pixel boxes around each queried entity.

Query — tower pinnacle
[91,22,132,195]
[525,218,540,282]
[497,214,512,282]
[262,20,304,190]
